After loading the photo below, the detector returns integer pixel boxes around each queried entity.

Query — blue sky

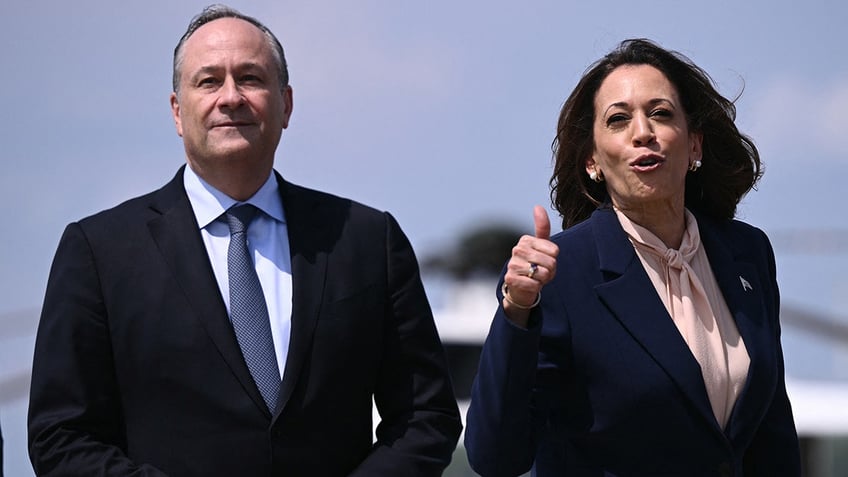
[2,1,847,317]
[2,0,847,473]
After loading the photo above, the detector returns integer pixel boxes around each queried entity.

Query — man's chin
[208,140,256,158]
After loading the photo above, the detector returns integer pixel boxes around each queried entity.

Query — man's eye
[198,77,218,87]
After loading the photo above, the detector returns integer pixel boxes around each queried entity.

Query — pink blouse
[615,208,750,429]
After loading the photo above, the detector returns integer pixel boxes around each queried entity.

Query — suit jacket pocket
[315,282,384,346]
[310,282,384,379]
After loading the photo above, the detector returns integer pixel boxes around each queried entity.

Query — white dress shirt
[184,166,292,380]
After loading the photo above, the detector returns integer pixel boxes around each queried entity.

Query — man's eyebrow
[189,65,222,80]
[239,62,263,69]
[190,62,265,75]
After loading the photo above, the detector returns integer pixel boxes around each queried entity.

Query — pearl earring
[689,159,702,172]
[589,170,603,182]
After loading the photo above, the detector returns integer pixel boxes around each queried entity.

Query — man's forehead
[184,17,267,53]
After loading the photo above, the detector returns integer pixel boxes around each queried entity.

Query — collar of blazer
[273,171,339,420]
[588,206,775,441]
[145,166,341,420]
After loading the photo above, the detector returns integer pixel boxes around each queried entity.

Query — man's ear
[170,92,183,137]
[281,85,293,129]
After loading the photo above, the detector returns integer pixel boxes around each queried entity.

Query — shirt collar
[183,166,286,229]
[615,206,700,257]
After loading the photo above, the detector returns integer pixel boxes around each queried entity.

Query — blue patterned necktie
[225,204,281,413]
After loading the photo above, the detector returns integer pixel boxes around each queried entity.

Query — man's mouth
[212,120,254,128]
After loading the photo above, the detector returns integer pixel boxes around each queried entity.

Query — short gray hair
[172,4,288,94]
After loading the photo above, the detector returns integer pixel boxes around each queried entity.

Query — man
[28,5,461,476]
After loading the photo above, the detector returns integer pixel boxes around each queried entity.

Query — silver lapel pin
[739,276,753,291]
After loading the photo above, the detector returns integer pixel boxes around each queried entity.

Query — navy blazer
[29,168,461,476]
[465,207,800,477]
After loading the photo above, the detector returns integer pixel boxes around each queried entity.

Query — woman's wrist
[501,283,541,309]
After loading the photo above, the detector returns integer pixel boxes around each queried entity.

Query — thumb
[533,205,551,240]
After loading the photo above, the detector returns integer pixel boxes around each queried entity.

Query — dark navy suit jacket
[29,167,461,476]
[465,207,800,477]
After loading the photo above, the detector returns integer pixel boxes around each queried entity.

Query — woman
[465,39,800,476]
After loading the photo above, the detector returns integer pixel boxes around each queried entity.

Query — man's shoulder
[75,171,183,230]
[281,180,389,223]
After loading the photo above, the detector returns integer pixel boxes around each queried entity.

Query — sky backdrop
[2,0,847,474]
[2,0,848,314]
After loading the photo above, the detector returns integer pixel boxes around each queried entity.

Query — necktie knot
[226,204,258,236]
[664,249,685,269]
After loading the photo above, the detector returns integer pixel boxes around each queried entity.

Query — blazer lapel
[697,218,771,442]
[589,209,720,431]
[146,167,270,416]
[273,175,329,416]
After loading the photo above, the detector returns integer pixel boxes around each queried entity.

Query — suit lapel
[589,209,719,430]
[146,167,270,416]
[274,175,328,416]
[697,217,771,442]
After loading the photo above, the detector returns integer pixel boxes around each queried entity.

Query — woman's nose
[631,115,655,146]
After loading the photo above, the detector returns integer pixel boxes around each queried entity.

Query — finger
[528,262,539,279]
[513,236,558,273]
[507,255,550,284]
[533,205,550,240]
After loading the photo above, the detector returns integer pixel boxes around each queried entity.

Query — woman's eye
[606,114,627,126]
[651,108,672,118]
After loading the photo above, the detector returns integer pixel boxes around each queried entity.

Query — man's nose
[218,77,244,109]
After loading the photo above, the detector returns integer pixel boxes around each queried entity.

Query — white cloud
[745,76,848,161]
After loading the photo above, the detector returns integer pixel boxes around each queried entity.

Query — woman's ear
[585,157,597,177]
[585,157,603,182]
[689,131,703,163]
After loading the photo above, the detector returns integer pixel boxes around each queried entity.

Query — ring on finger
[528,262,539,279]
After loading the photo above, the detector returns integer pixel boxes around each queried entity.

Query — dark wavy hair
[173,4,288,95]
[550,38,762,229]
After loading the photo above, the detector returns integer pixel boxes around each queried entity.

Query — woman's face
[587,64,702,213]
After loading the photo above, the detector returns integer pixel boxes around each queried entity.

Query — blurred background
[2,0,846,475]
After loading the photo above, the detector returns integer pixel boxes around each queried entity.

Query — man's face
[170,17,292,179]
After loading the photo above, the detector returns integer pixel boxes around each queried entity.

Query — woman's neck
[613,200,686,249]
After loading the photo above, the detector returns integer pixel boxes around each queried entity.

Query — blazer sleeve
[349,213,462,477]
[28,223,167,476]
[464,298,546,477]
[464,269,574,477]
[743,232,801,475]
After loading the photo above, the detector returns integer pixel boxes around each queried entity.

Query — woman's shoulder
[550,213,600,249]
[551,206,623,246]
[695,214,776,273]
[548,208,627,274]
[696,213,771,246]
